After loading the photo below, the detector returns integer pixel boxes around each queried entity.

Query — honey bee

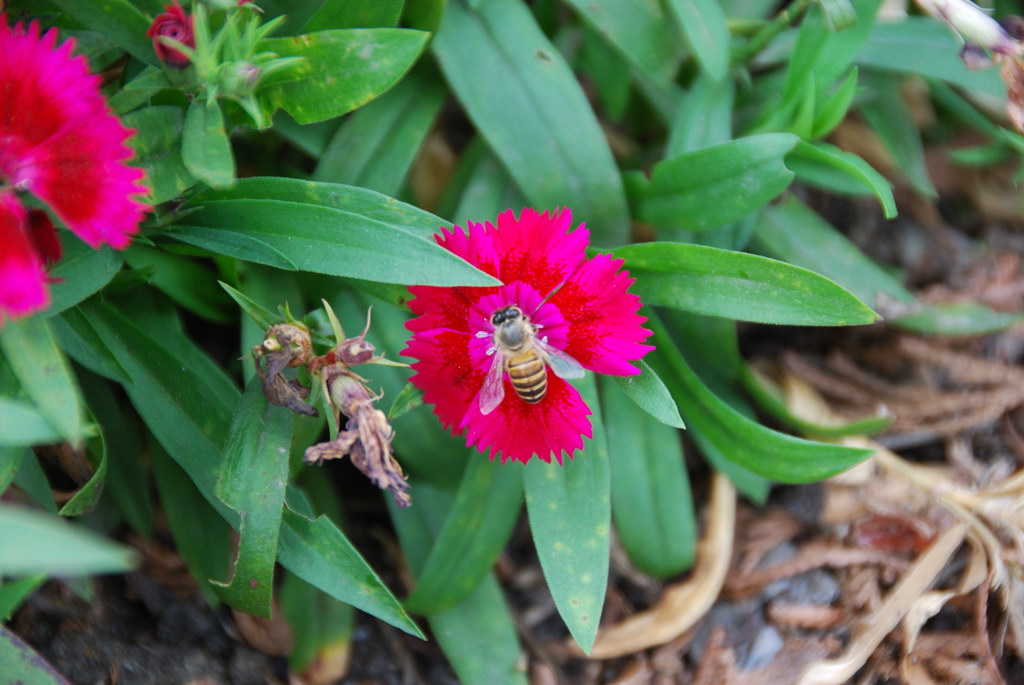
[477,305,585,415]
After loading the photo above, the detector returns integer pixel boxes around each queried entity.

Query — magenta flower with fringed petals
[0,15,149,323]
[403,208,654,464]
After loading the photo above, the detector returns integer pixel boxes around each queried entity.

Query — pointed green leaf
[787,140,897,217]
[403,456,523,614]
[665,0,730,81]
[433,0,629,245]
[602,377,695,578]
[523,374,609,654]
[0,317,85,445]
[0,623,70,685]
[279,506,424,638]
[0,401,60,447]
[612,360,684,429]
[614,242,879,325]
[48,0,157,65]
[57,411,107,517]
[313,67,447,196]
[182,99,235,188]
[562,0,683,85]
[0,504,137,577]
[212,382,293,617]
[390,484,527,685]
[44,237,122,318]
[122,105,195,204]
[175,178,500,287]
[259,29,430,124]
[649,311,874,482]
[625,134,798,231]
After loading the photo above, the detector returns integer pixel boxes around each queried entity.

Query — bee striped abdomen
[508,353,547,403]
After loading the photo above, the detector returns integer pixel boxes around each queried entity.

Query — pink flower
[0,16,149,323]
[403,208,654,464]
[146,2,195,68]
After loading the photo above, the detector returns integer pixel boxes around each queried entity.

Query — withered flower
[252,323,317,417]
[304,308,411,508]
[305,366,410,508]
[253,306,410,507]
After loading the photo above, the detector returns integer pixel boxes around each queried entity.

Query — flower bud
[146,1,195,68]
[916,0,1020,56]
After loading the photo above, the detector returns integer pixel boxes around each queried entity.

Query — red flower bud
[146,2,194,68]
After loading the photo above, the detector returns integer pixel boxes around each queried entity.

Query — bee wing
[478,350,506,415]
[536,339,586,380]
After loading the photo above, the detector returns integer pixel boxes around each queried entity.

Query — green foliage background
[3,0,1022,681]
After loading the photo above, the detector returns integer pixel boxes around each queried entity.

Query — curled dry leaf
[583,472,736,659]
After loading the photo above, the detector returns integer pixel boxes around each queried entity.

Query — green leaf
[50,308,131,385]
[182,99,236,188]
[175,177,500,287]
[57,411,108,517]
[259,29,430,124]
[48,0,158,65]
[602,376,694,578]
[212,382,293,617]
[122,105,196,204]
[0,447,26,497]
[739,363,893,438]
[80,371,154,536]
[751,195,913,311]
[0,575,46,621]
[561,0,684,85]
[0,623,68,685]
[302,0,403,30]
[785,0,880,101]
[280,571,355,674]
[444,140,528,226]
[0,317,86,445]
[625,133,798,231]
[403,0,448,33]
[665,0,730,81]
[44,238,123,318]
[12,454,57,514]
[433,0,630,245]
[819,0,858,30]
[219,281,282,332]
[389,484,527,685]
[649,311,874,482]
[125,245,233,322]
[614,242,879,326]
[858,74,936,197]
[892,301,1024,335]
[751,197,1023,335]
[523,374,609,654]
[83,298,238,509]
[0,400,60,447]
[313,66,446,196]
[0,504,137,576]
[151,440,233,605]
[612,360,684,429]
[279,505,424,638]
[787,141,898,218]
[666,72,734,157]
[811,66,859,139]
[403,456,523,614]
[388,382,424,420]
[857,18,1006,96]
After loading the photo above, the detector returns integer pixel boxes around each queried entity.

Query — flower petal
[461,375,593,464]
[0,16,149,251]
[0,193,49,322]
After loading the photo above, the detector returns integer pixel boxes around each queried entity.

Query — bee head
[491,305,523,327]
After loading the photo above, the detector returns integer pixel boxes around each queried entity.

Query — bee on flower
[403,208,654,465]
